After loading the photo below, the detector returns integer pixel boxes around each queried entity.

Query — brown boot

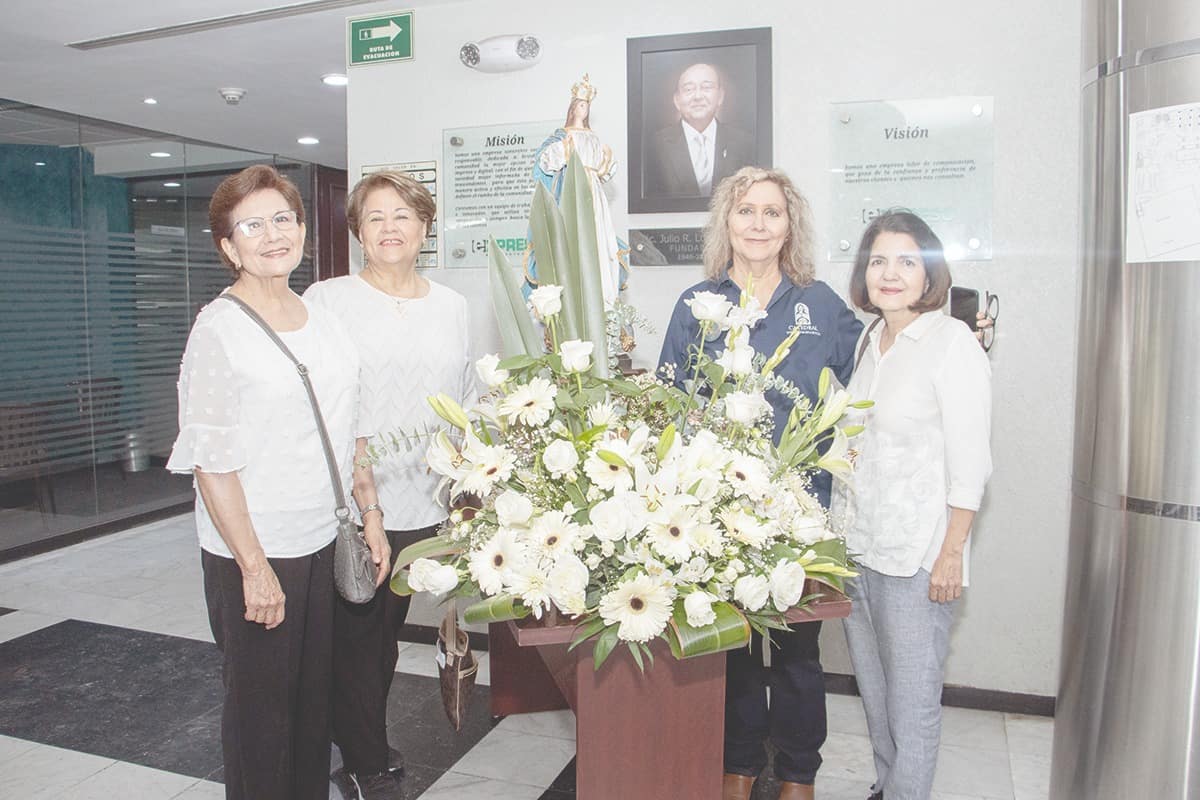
[722,772,755,800]
[778,781,815,800]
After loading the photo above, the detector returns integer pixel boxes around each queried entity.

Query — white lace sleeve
[165,321,246,474]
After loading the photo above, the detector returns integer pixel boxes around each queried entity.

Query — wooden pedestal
[489,580,851,800]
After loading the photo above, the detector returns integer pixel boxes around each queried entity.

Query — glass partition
[0,100,318,557]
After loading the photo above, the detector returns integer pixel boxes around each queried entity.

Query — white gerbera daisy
[469,529,524,595]
[598,574,675,643]
[719,507,773,548]
[498,377,557,427]
[587,400,620,428]
[507,564,552,618]
[459,440,516,496]
[646,495,699,563]
[584,448,634,492]
[725,454,771,500]
[529,510,580,559]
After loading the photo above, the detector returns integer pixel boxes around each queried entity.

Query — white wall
[348,0,1081,697]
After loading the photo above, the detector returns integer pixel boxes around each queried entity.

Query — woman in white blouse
[833,210,992,800]
[167,165,389,800]
[304,171,473,798]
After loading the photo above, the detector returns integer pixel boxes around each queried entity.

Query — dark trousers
[724,620,827,785]
[332,525,437,775]
[202,542,335,800]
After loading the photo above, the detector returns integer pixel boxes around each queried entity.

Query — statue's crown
[571,74,597,102]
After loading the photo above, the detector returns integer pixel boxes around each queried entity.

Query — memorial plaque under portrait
[629,228,705,266]
[829,97,994,261]
[442,120,557,269]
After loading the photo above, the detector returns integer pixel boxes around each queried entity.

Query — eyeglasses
[981,292,999,352]
[233,210,299,238]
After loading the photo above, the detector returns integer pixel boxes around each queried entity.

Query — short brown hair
[848,209,952,314]
[346,171,436,243]
[702,167,815,287]
[208,165,305,272]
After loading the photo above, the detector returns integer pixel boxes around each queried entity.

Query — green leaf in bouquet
[489,235,543,357]
[656,422,677,462]
[767,542,801,563]
[568,614,610,651]
[578,424,609,444]
[665,600,752,659]
[642,640,655,668]
[841,424,865,438]
[390,568,414,597]
[850,400,875,409]
[462,594,532,624]
[563,480,588,510]
[602,377,642,397]
[560,152,610,378]
[553,387,578,412]
[528,183,580,341]
[806,538,848,563]
[392,535,462,575]
[596,449,629,468]
[592,624,620,670]
[628,640,644,672]
[497,354,539,371]
[806,572,846,593]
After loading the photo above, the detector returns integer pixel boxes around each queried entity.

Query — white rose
[684,590,718,627]
[684,290,734,325]
[543,439,580,477]
[559,339,594,373]
[733,574,770,612]
[474,353,509,388]
[770,559,808,612]
[529,284,564,319]
[494,490,533,527]
[724,391,771,425]
[589,496,634,542]
[715,344,754,376]
[547,554,590,615]
[407,558,459,596]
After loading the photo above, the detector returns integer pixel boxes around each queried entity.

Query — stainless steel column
[1054,2,1200,797]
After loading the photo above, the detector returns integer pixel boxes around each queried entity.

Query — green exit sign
[348,11,413,67]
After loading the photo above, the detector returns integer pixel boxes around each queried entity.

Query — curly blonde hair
[701,166,816,286]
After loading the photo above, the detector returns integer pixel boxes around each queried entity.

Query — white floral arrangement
[395,290,865,669]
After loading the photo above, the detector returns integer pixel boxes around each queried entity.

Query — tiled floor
[0,515,1053,799]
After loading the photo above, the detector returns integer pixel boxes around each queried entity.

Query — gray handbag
[219,294,376,604]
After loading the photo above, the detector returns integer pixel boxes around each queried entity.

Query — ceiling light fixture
[297,136,320,145]
[163,181,181,187]
[321,73,348,86]
[143,97,158,105]
[34,161,46,166]
[150,151,171,158]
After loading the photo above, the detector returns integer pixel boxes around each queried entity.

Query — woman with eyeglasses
[167,165,388,800]
[303,170,474,800]
[832,210,992,800]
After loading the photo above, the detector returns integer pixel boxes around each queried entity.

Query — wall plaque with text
[829,97,994,261]
[442,120,557,269]
[629,227,705,266]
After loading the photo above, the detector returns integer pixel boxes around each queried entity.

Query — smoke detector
[218,87,246,105]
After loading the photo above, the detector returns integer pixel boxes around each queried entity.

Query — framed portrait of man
[627,28,772,213]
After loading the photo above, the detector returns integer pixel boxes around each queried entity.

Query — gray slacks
[843,566,957,800]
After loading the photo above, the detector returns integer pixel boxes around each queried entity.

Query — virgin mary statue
[526,74,629,306]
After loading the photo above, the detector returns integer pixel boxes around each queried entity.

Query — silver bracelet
[361,503,384,521]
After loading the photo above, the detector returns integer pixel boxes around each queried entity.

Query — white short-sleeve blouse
[832,311,992,584]
[303,275,474,530]
[166,294,360,559]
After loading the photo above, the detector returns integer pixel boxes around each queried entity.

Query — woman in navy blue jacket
[659,166,861,800]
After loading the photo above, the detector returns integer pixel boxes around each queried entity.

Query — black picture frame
[627,28,772,214]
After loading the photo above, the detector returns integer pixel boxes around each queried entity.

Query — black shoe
[868,791,883,800]
[386,745,406,777]
[350,769,402,800]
